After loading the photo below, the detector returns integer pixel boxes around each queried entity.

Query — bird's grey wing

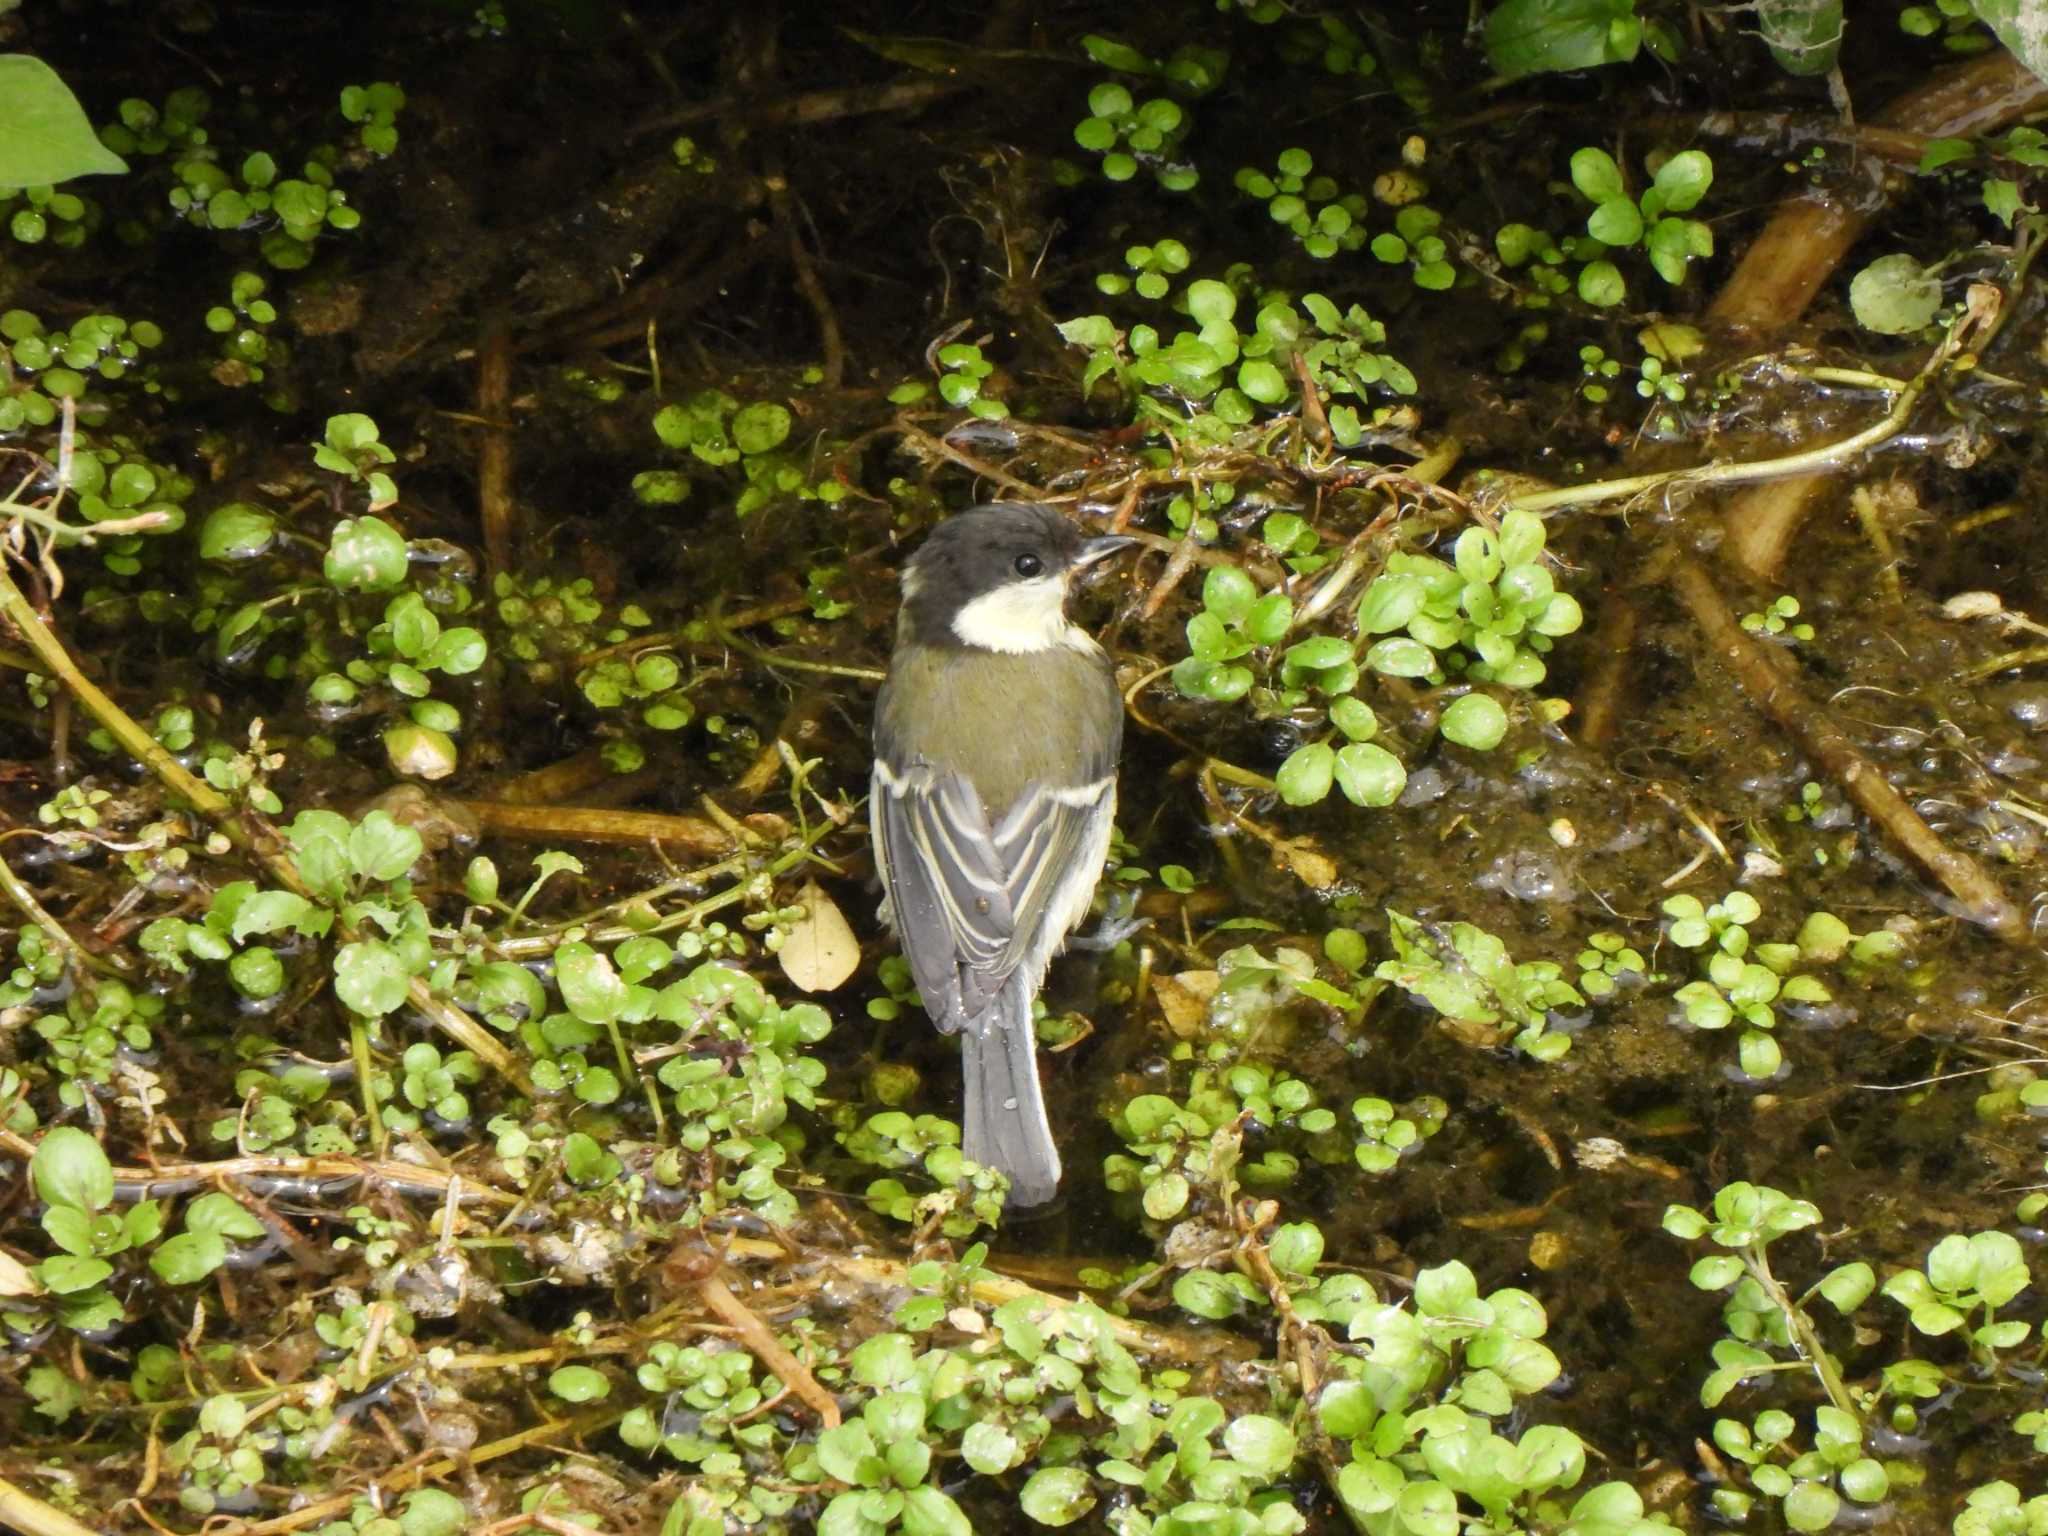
[872,758,1015,1031]
[990,775,1118,977]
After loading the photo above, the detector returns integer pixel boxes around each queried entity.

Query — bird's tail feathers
[960,974,1060,1207]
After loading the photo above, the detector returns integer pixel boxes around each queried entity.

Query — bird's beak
[1074,534,1137,569]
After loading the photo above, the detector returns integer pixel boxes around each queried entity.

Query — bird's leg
[1067,885,1147,951]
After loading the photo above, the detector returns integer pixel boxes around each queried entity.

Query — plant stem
[0,1477,103,1536]
[1748,1247,1858,1419]
[0,839,131,978]
[489,817,839,960]
[0,562,534,1093]
[1668,554,2026,945]
[349,1017,388,1159]
[1508,289,1985,519]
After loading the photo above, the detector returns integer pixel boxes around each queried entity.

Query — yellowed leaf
[0,1247,40,1298]
[1154,970,1219,1036]
[779,878,860,993]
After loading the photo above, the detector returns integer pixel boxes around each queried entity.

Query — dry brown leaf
[0,1247,39,1297]
[1154,970,1219,1036]
[779,878,860,993]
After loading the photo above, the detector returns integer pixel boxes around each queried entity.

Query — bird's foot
[1067,889,1148,952]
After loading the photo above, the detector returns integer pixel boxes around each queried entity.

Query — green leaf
[549,1365,611,1402]
[1357,572,1427,635]
[1338,1457,1404,1516]
[229,946,284,998]
[1577,259,1626,306]
[1202,564,1258,622]
[1334,742,1405,806]
[230,891,323,942]
[1782,1481,1839,1532]
[0,57,130,189]
[1329,696,1379,741]
[32,1126,113,1213]
[324,516,409,592]
[186,1192,266,1240]
[349,811,424,882]
[1587,198,1643,245]
[1268,1222,1324,1275]
[1484,0,1643,80]
[387,592,439,658]
[426,627,487,674]
[1019,1467,1096,1527]
[1057,314,1118,349]
[1223,1414,1297,1476]
[1238,358,1289,403]
[399,1490,467,1536]
[41,1207,95,1258]
[1652,148,1715,211]
[960,1421,1020,1475]
[288,809,355,902]
[1967,0,2048,89]
[333,939,409,1017]
[1816,1261,1875,1312]
[1757,0,1842,73]
[1984,177,2030,226]
[149,1230,227,1285]
[556,941,627,1025]
[1690,1254,1744,1290]
[1173,1268,1242,1319]
[1276,742,1336,805]
[1848,253,1942,335]
[1366,636,1437,678]
[1244,592,1293,644]
[1185,278,1237,327]
[1570,147,1626,203]
[900,1488,971,1536]
[1440,693,1509,750]
[198,502,276,560]
[38,1254,113,1294]
[732,401,792,454]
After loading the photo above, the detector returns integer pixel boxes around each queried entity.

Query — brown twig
[763,147,845,388]
[0,1477,104,1536]
[631,74,965,140]
[1138,529,1202,621]
[1667,555,2027,944]
[888,416,1048,498]
[459,800,747,858]
[476,315,516,573]
[491,748,627,807]
[226,1411,624,1535]
[1573,591,1639,751]
[692,1266,841,1426]
[0,1128,518,1206]
[1711,51,2048,582]
[1289,351,1331,452]
[0,563,533,1092]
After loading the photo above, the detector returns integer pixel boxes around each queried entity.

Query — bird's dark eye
[1013,552,1043,577]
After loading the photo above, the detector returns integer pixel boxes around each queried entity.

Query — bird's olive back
[875,644,1122,813]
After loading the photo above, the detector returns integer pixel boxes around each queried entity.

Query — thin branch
[0,562,534,1092]
[692,1265,842,1427]
[1668,555,2027,945]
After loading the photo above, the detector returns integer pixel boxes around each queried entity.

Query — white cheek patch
[950,575,1092,654]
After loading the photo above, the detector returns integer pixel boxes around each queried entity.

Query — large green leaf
[1483,0,1642,80]
[1972,0,2048,84]
[0,57,128,190]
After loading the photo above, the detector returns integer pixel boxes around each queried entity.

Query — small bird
[871,503,1132,1206]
